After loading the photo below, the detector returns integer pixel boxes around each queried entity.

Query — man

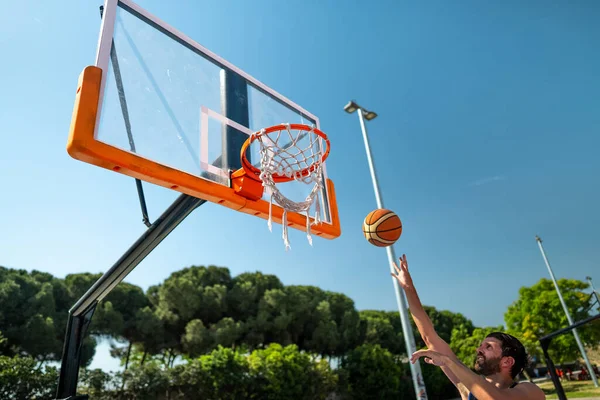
[391,254,545,400]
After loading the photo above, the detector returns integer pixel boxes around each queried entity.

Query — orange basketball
[362,209,402,247]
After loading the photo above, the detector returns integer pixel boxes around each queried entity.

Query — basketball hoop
[231,123,330,250]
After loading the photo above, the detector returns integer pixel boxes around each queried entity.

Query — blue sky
[1,0,599,372]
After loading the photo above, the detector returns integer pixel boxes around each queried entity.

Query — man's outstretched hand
[391,254,413,289]
[411,349,450,367]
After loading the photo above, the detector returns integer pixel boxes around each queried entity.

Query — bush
[78,368,115,400]
[74,345,336,399]
[170,346,251,399]
[420,362,460,400]
[5,346,456,399]
[248,343,337,400]
[121,362,170,400]
[339,344,410,400]
[0,355,58,399]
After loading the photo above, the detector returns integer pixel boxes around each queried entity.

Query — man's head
[474,332,528,379]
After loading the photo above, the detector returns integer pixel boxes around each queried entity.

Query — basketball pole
[586,276,600,309]
[535,235,599,387]
[345,101,428,400]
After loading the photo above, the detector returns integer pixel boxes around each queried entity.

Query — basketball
[362,209,402,247]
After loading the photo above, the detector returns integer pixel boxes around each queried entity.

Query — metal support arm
[56,194,205,399]
[538,313,600,400]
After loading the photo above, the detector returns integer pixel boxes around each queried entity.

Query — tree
[182,319,211,357]
[0,268,64,361]
[132,306,165,365]
[322,291,362,357]
[155,266,231,325]
[276,285,326,348]
[504,278,600,364]
[309,300,339,356]
[152,266,232,360]
[104,282,150,371]
[359,310,405,355]
[420,306,475,346]
[255,287,292,346]
[226,271,284,350]
[227,271,283,321]
[210,317,243,348]
[255,285,361,357]
[450,325,504,368]
[359,307,475,358]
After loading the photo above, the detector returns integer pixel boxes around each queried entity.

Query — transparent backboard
[67,0,340,238]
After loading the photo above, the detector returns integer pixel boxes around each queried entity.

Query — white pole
[357,109,428,399]
[535,236,599,387]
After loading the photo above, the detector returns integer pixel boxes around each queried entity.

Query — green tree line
[0,264,598,399]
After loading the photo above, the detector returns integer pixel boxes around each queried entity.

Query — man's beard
[474,353,501,376]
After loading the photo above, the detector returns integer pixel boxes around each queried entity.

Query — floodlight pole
[346,101,428,400]
[535,235,599,387]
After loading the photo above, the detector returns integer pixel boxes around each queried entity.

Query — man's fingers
[397,257,405,271]
[410,351,422,363]
[400,262,408,274]
[411,348,446,367]
[411,349,430,363]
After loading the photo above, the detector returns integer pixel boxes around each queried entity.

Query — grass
[538,379,600,399]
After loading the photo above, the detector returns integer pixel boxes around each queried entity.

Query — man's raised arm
[392,254,469,399]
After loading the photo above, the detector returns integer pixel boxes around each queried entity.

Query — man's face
[474,337,503,376]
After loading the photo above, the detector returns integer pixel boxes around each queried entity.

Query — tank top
[468,382,518,399]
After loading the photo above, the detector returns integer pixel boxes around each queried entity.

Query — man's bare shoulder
[511,381,545,398]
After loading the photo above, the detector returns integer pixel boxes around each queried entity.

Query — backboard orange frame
[67,66,341,239]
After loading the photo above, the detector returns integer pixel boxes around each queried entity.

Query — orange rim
[239,124,330,183]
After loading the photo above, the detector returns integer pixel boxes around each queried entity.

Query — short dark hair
[486,332,529,378]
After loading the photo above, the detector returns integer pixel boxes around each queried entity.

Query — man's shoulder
[513,381,542,390]
[512,381,545,397]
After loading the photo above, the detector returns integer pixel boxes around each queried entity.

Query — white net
[252,123,326,250]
